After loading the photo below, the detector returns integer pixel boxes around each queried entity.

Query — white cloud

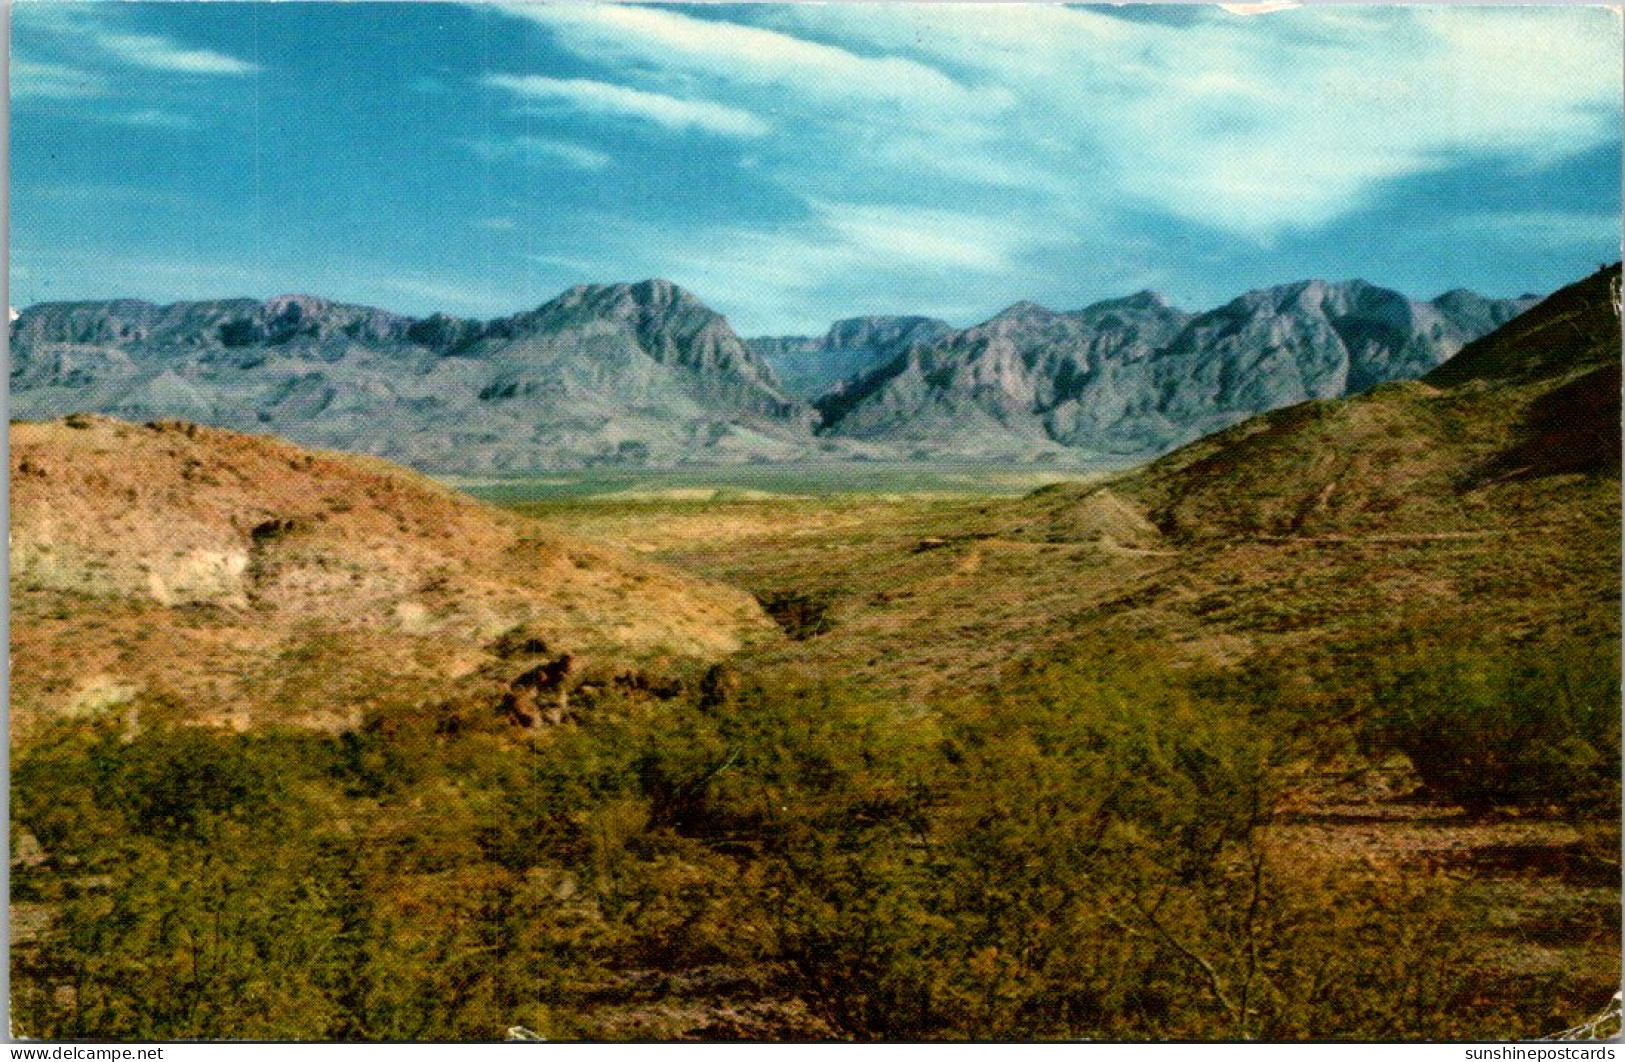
[95,31,258,75]
[1220,2,1301,15]
[755,5,1622,236]
[497,3,1007,114]
[815,202,1019,272]
[14,8,258,78]
[484,74,769,138]
[11,59,104,99]
[115,109,199,130]
[467,135,611,172]
[1121,7,1621,232]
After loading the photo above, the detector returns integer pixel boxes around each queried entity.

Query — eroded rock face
[10,281,815,473]
[814,282,1538,462]
[11,277,1540,470]
[8,415,777,729]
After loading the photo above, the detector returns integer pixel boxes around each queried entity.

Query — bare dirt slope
[10,416,775,731]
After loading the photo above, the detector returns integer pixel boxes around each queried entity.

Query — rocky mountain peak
[1073,290,1184,321]
[263,293,332,318]
[1111,289,1172,311]
[822,315,952,350]
[983,301,1063,333]
[993,300,1055,320]
[628,276,686,307]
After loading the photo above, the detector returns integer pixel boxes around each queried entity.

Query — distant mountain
[10,276,1546,472]
[747,315,952,400]
[815,281,1539,461]
[1111,264,1619,543]
[10,280,815,473]
[815,291,1192,459]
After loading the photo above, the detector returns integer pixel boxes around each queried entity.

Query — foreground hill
[10,281,814,473]
[816,280,1536,461]
[9,415,775,729]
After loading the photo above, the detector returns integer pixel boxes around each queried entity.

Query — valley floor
[490,480,1621,1039]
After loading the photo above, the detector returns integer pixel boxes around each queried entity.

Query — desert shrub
[11,723,126,863]
[746,653,1288,1039]
[758,589,837,640]
[101,725,281,838]
[1370,643,1620,814]
[11,639,1613,1040]
[14,823,342,1040]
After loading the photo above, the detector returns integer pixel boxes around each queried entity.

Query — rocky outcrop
[8,414,778,729]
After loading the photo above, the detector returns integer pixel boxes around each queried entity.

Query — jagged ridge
[11,281,813,473]
[813,280,1537,461]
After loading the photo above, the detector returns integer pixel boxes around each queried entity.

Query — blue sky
[10,2,1622,334]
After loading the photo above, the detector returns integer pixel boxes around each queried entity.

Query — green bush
[1371,644,1620,814]
[10,644,1614,1040]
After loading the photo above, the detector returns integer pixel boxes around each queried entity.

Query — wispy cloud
[13,8,258,109]
[95,31,258,75]
[11,58,104,99]
[761,5,1623,235]
[498,4,1005,113]
[465,135,612,171]
[484,74,768,137]
[473,216,518,233]
[113,109,199,130]
[815,202,1020,272]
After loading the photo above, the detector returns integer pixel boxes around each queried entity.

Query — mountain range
[9,276,1539,472]
[800,281,1537,460]
[9,281,811,473]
